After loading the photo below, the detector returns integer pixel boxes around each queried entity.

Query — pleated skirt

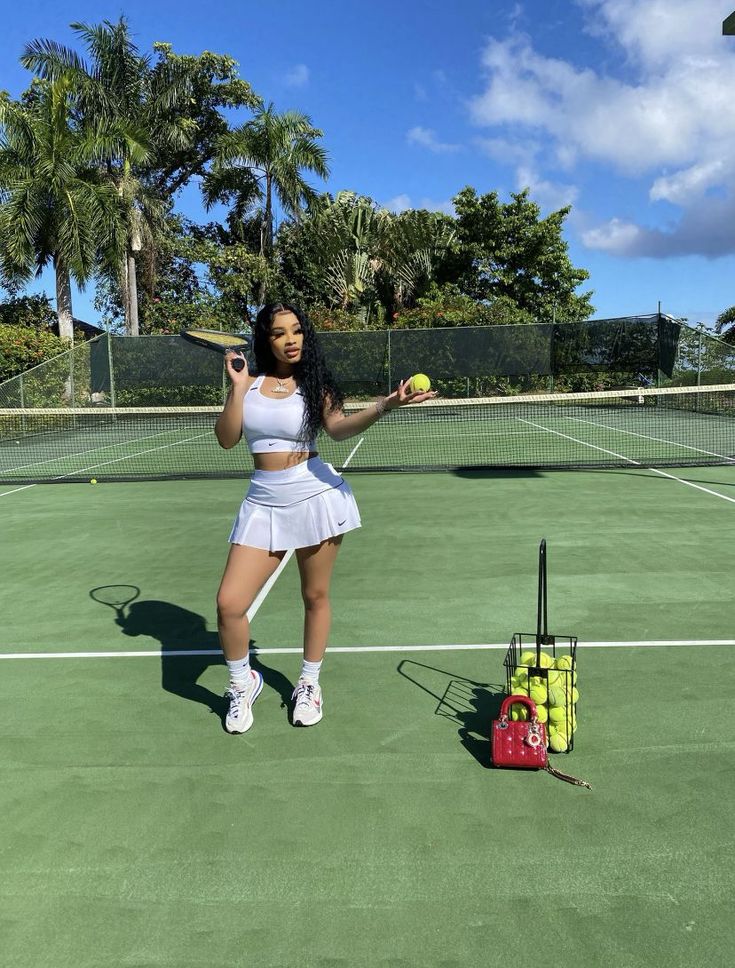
[228,456,361,551]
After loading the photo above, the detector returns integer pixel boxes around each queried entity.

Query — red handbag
[491,695,547,769]
[491,695,591,788]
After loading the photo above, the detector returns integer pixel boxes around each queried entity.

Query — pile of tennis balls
[508,651,579,752]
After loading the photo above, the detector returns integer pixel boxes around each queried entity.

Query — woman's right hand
[224,351,253,387]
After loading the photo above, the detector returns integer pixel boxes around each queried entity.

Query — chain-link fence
[2,314,730,408]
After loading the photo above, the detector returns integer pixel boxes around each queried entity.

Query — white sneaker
[292,678,323,726]
[224,669,263,734]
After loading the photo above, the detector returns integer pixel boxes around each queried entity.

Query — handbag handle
[499,694,538,720]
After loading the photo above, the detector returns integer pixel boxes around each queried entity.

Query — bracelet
[374,397,388,416]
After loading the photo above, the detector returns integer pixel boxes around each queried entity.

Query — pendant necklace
[272,376,291,394]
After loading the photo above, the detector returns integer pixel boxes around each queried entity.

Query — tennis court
[2,407,734,966]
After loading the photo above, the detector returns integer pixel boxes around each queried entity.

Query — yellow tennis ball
[409,373,431,393]
[549,705,566,724]
[547,683,567,707]
[519,651,537,667]
[537,652,554,668]
[529,682,548,705]
[514,666,529,682]
[510,703,529,721]
[554,655,573,671]
[534,703,548,724]
[548,730,568,753]
[571,687,580,703]
[90,478,97,484]
[546,668,561,686]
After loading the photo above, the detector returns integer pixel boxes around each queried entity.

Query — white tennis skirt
[229,456,361,552]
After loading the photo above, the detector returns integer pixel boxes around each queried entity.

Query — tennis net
[1,384,734,483]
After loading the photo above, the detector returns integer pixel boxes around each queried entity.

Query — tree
[21,19,261,336]
[452,187,593,323]
[204,103,329,300]
[715,305,735,343]
[0,81,124,340]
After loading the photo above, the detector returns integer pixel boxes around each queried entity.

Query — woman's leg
[216,543,285,661]
[291,537,342,726]
[217,543,285,733]
[295,536,343,663]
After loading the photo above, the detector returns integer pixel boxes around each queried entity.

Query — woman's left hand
[384,379,438,410]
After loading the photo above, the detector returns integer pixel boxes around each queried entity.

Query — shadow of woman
[113,599,295,727]
[397,659,506,768]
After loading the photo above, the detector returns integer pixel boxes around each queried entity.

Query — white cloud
[650,160,728,204]
[583,196,735,257]
[467,0,735,256]
[383,194,413,214]
[516,166,579,210]
[406,126,461,153]
[284,64,310,87]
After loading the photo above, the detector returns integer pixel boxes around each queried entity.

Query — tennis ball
[409,373,431,393]
[534,703,548,724]
[546,668,561,686]
[548,730,568,753]
[549,705,567,724]
[514,666,529,682]
[537,652,554,668]
[510,703,529,721]
[519,651,537,667]
[571,687,580,703]
[555,655,573,671]
[529,683,547,705]
[547,683,567,707]
[90,478,97,484]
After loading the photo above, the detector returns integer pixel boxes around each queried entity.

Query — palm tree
[204,104,329,298]
[21,18,192,334]
[0,81,124,340]
[715,305,735,343]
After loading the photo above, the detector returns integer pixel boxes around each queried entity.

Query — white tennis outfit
[228,375,361,551]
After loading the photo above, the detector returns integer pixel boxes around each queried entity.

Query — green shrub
[0,325,66,384]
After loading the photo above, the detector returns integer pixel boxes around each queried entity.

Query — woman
[215,302,435,733]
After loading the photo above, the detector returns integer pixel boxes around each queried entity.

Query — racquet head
[180,327,252,371]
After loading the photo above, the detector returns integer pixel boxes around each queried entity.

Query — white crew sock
[226,655,251,690]
[300,658,322,683]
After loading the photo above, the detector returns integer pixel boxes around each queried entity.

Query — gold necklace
[271,375,291,394]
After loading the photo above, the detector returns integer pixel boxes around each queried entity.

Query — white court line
[3,425,194,474]
[1,639,734,660]
[567,414,735,463]
[519,417,735,505]
[0,427,214,497]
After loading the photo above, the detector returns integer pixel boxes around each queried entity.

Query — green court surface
[2,466,734,967]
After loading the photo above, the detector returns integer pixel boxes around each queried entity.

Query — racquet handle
[232,357,245,372]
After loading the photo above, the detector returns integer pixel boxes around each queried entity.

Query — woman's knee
[216,588,250,622]
[302,586,330,611]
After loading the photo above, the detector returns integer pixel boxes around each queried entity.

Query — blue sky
[2,0,735,328]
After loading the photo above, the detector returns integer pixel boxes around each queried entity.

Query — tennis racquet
[180,327,253,372]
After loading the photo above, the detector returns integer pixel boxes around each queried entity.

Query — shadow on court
[397,659,505,768]
[451,467,542,480]
[88,586,293,728]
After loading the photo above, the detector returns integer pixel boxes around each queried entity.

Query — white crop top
[243,375,318,453]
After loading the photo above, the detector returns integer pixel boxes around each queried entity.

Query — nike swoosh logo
[337,519,346,526]
[268,442,277,446]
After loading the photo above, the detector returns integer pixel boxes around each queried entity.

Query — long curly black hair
[251,303,345,443]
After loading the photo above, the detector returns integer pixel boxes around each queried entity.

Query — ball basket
[502,539,579,753]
